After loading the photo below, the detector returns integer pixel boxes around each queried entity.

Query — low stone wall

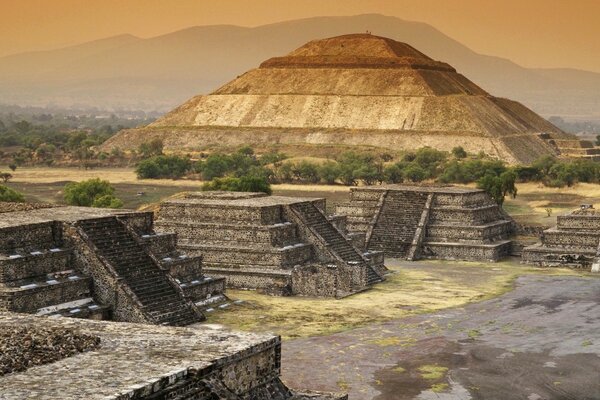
[140,232,178,257]
[204,267,292,295]
[180,278,226,303]
[0,250,71,282]
[160,202,284,225]
[1,278,91,313]
[156,221,298,247]
[426,221,513,243]
[422,241,512,262]
[557,215,600,230]
[0,221,61,253]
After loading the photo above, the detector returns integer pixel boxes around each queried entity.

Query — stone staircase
[290,202,382,285]
[77,217,201,326]
[368,190,428,258]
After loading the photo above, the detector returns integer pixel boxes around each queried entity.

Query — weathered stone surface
[101,34,596,164]
[0,312,346,399]
[0,325,100,376]
[0,206,224,326]
[337,185,514,262]
[155,191,386,298]
[523,206,600,270]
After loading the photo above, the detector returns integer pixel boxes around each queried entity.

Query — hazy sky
[1,0,599,72]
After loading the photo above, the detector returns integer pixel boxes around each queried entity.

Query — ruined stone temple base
[0,312,346,399]
[336,185,514,262]
[522,206,600,270]
[155,192,386,298]
[0,204,225,326]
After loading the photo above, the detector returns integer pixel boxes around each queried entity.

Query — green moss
[418,364,448,380]
[431,383,449,393]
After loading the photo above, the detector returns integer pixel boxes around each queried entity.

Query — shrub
[294,161,320,183]
[0,172,12,183]
[383,164,404,183]
[403,164,427,182]
[0,185,25,202]
[451,146,467,159]
[318,161,341,184]
[64,178,122,208]
[202,175,272,194]
[91,194,124,209]
[135,155,191,179]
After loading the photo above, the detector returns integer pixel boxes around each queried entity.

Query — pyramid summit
[104,34,596,164]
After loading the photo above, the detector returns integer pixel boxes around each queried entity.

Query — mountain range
[1,14,598,120]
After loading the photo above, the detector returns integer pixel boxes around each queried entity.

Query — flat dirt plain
[5,166,600,228]
[277,261,600,400]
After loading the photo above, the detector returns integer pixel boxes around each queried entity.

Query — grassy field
[207,259,588,339]
[4,166,600,227]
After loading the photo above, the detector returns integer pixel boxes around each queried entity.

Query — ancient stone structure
[155,192,386,297]
[102,34,598,164]
[522,205,600,269]
[0,205,225,326]
[336,185,514,262]
[0,312,346,399]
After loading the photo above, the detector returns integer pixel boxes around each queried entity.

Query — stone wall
[337,185,514,262]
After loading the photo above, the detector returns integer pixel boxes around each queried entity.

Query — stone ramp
[77,217,202,326]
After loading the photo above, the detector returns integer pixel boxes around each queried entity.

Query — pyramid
[104,34,596,164]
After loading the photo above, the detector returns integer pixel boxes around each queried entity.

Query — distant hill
[1,14,599,120]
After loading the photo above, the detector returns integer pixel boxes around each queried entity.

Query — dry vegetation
[207,259,586,339]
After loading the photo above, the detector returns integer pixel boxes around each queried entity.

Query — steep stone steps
[77,217,201,326]
[291,202,365,263]
[368,191,428,258]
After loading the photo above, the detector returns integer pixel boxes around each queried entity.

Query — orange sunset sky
[1,0,599,72]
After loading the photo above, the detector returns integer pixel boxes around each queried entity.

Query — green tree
[318,161,341,184]
[383,164,404,183]
[0,185,25,202]
[64,178,122,208]
[403,164,426,182]
[476,171,517,206]
[135,155,191,179]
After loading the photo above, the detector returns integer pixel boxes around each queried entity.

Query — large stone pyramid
[104,34,595,164]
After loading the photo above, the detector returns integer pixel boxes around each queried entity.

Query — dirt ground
[5,167,600,229]
[280,261,600,399]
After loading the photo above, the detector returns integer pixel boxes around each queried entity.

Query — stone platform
[522,206,600,269]
[155,192,386,298]
[336,185,514,262]
[0,312,346,400]
[0,204,225,326]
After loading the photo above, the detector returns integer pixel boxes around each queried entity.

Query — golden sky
[1,0,599,72]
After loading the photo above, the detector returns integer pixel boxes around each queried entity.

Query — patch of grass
[431,383,450,393]
[468,329,481,338]
[582,340,593,347]
[418,364,448,380]
[392,366,406,373]
[207,259,585,339]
